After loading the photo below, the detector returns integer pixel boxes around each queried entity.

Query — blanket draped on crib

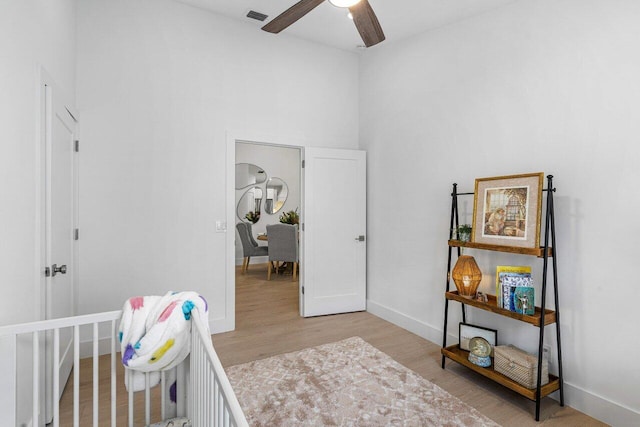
[118,291,209,392]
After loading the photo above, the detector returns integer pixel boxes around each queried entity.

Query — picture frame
[459,322,497,356]
[472,172,544,248]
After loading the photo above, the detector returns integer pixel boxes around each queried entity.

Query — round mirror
[237,187,263,223]
[265,177,288,214]
[235,163,267,190]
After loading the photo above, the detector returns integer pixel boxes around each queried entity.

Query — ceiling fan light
[329,0,361,8]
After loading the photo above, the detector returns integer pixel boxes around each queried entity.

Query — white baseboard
[79,337,113,358]
[563,381,640,426]
[366,298,638,427]
[210,316,234,334]
[366,299,453,345]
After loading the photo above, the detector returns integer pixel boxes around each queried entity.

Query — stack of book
[495,266,535,315]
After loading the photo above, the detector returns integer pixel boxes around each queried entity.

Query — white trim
[72,112,79,318]
[366,299,446,345]
[564,382,640,427]
[209,316,233,334]
[366,299,638,426]
[221,131,236,334]
[36,66,49,324]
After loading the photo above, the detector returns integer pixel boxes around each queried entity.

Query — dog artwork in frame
[472,172,544,249]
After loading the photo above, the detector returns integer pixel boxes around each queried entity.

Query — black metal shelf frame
[440,175,564,421]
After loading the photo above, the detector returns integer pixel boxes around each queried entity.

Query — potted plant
[245,211,260,224]
[279,208,299,225]
[454,224,472,242]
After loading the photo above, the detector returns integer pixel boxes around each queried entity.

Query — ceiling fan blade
[349,0,385,47]
[262,0,326,34]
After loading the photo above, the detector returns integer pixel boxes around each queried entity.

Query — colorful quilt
[118,291,209,392]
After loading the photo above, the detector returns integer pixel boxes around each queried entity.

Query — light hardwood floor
[61,263,606,426]
[212,264,607,427]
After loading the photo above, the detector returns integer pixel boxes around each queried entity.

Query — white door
[44,81,77,422]
[302,148,366,317]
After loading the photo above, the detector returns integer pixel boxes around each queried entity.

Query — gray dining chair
[236,222,268,273]
[266,223,299,281]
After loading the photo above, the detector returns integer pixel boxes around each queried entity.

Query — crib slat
[206,351,211,425]
[215,378,221,426]
[145,372,151,425]
[190,329,197,424]
[200,343,205,423]
[197,341,202,423]
[74,325,80,427]
[111,320,117,427]
[128,371,134,427]
[32,331,39,427]
[213,363,218,425]
[161,370,166,421]
[197,342,202,424]
[53,328,60,427]
[177,361,186,417]
[93,322,99,427]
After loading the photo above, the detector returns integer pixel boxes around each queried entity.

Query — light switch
[215,221,227,232]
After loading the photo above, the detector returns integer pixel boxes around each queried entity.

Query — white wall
[0,0,76,322]
[360,0,640,425]
[75,0,358,331]
[235,143,301,264]
[0,1,77,424]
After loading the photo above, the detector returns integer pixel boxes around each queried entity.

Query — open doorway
[234,142,302,323]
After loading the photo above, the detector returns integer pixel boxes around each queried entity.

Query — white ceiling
[175,0,519,52]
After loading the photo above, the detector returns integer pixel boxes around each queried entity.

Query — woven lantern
[451,255,482,298]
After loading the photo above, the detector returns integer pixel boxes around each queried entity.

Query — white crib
[0,310,248,427]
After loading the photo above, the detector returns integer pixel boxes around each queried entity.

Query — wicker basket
[494,345,548,389]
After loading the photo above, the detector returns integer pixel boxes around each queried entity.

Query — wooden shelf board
[445,291,556,326]
[448,240,553,258]
[441,345,560,401]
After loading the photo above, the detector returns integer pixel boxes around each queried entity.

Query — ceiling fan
[262,0,385,48]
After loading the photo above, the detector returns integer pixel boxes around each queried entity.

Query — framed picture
[472,172,544,248]
[459,322,497,356]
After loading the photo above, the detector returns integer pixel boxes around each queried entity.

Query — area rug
[226,337,500,426]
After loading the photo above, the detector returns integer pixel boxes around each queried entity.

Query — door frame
[225,131,305,331]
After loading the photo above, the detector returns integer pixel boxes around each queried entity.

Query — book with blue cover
[495,266,531,308]
[501,274,533,310]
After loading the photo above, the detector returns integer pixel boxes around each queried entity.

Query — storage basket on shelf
[494,345,549,389]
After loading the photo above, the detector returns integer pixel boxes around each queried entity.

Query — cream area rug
[226,337,500,426]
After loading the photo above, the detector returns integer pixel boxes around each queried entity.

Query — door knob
[51,264,67,277]
[355,235,365,242]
